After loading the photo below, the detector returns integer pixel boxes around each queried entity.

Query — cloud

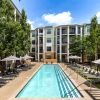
[38,23,44,27]
[27,19,34,30]
[96,11,100,23]
[42,11,73,25]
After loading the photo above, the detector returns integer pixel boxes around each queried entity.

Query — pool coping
[8,63,92,100]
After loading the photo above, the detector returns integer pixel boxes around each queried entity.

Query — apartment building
[30,24,90,63]
[10,0,21,21]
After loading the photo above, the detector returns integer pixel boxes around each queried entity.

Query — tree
[0,0,31,58]
[70,36,82,55]
[69,36,87,63]
[0,0,15,57]
[19,9,31,56]
[86,16,100,60]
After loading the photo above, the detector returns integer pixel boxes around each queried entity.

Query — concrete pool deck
[0,62,100,100]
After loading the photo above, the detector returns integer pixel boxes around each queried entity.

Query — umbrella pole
[6,61,7,71]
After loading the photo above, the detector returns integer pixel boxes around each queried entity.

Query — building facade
[10,0,21,21]
[30,24,90,62]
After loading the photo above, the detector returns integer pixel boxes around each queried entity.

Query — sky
[13,0,100,30]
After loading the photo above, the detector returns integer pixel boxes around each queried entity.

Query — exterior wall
[44,52,55,59]
[30,24,90,63]
[44,59,57,63]
[10,0,21,21]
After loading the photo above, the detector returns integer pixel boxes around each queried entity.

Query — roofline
[10,0,21,15]
[31,23,92,30]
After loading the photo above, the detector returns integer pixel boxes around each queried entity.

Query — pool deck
[0,62,100,100]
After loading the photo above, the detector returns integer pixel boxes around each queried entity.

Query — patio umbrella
[1,55,20,61]
[92,59,100,71]
[69,55,81,59]
[92,59,100,64]
[1,55,20,70]
[68,55,81,79]
[22,54,33,59]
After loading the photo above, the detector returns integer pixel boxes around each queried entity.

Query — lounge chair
[0,78,8,84]
[92,75,100,84]
[22,67,29,71]
[83,71,100,79]
[79,67,90,75]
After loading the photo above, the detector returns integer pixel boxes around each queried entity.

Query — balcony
[40,50,43,53]
[36,41,38,45]
[32,40,35,45]
[57,50,60,53]
[39,41,43,44]
[62,50,67,53]
[62,30,67,34]
[39,33,43,36]
[57,32,60,35]
[57,41,60,44]
[69,32,75,34]
[62,41,67,44]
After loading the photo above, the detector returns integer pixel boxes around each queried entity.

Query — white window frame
[47,38,51,43]
[47,46,51,51]
[47,28,51,34]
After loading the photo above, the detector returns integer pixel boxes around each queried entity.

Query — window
[78,28,80,34]
[57,29,60,35]
[47,47,51,51]
[47,29,51,34]
[62,29,66,34]
[72,28,75,33]
[32,48,35,52]
[32,32,35,37]
[39,29,43,33]
[70,28,75,34]
[47,38,51,43]
[46,55,51,59]
[32,40,35,44]
[87,26,90,33]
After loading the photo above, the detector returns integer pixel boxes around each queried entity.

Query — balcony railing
[62,50,67,53]
[69,32,75,34]
[32,50,35,52]
[39,42,43,44]
[62,41,67,44]
[62,31,67,34]
[39,33,43,36]
[39,50,43,53]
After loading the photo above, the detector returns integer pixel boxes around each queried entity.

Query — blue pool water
[16,64,83,98]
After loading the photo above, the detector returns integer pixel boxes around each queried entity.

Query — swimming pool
[16,64,83,98]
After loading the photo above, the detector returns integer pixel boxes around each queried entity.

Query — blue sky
[13,0,100,29]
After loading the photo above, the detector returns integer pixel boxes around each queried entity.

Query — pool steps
[54,65,80,98]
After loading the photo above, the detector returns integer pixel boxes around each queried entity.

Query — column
[60,27,62,62]
[35,30,36,61]
[75,25,78,36]
[80,27,83,38]
[43,28,45,60]
[38,29,40,62]
[67,26,69,62]
[56,28,57,59]
[14,8,16,21]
